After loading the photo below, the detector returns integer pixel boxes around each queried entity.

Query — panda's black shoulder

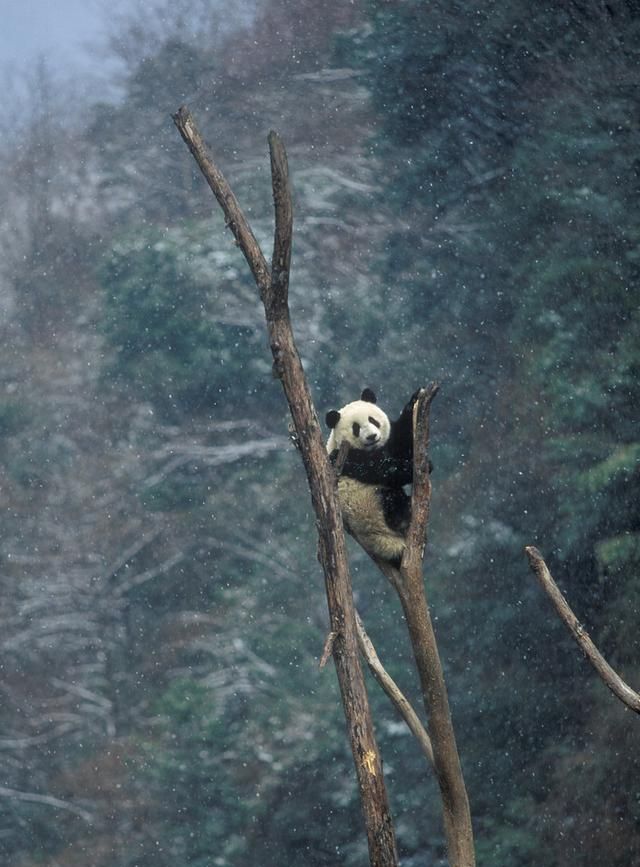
[330,447,372,480]
[332,448,410,487]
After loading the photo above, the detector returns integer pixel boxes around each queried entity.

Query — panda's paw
[402,388,423,414]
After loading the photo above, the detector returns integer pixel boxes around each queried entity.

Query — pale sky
[0,0,108,70]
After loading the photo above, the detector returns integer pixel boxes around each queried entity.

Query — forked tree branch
[172,107,270,296]
[525,546,640,714]
[173,106,399,867]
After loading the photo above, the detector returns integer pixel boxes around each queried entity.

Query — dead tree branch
[374,386,476,867]
[0,786,93,823]
[355,611,434,766]
[173,106,399,867]
[525,546,640,714]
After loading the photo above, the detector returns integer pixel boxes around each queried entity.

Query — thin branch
[114,551,185,597]
[525,546,640,714]
[355,611,434,766]
[0,786,93,823]
[143,438,286,488]
[0,724,78,750]
[319,631,338,669]
[103,528,163,583]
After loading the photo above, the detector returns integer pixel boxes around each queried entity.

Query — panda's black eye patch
[369,417,381,429]
[352,422,361,438]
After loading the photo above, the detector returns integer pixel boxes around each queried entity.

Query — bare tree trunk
[380,387,476,867]
[173,107,399,867]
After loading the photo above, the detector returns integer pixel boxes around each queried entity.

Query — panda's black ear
[361,388,377,404]
[326,410,341,429]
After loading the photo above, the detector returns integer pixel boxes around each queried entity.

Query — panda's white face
[326,397,391,454]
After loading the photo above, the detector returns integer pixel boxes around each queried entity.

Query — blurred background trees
[0,1,638,865]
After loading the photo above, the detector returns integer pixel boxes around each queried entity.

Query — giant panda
[325,388,419,566]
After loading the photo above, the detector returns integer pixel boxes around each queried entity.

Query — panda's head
[325,388,391,453]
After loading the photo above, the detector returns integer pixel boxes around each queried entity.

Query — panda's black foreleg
[380,488,411,535]
[387,390,421,461]
[388,390,435,479]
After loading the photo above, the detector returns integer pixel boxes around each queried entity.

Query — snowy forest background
[1,0,639,864]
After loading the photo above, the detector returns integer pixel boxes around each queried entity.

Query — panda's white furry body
[326,388,417,566]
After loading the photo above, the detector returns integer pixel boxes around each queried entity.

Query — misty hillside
[0,1,639,865]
